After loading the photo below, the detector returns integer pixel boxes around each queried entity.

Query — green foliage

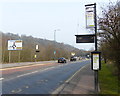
[99,61,119,94]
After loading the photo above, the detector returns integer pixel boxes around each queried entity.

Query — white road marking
[52,63,89,94]
[24,86,29,88]
[11,88,22,93]
[17,71,38,77]
[16,66,57,78]
[0,62,52,71]
[0,78,4,80]
[65,64,89,83]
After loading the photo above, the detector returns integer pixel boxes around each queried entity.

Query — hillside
[1,32,87,63]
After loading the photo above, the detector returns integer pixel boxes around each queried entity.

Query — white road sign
[93,54,99,70]
[36,45,39,50]
[85,7,95,28]
[71,52,75,56]
[8,40,22,50]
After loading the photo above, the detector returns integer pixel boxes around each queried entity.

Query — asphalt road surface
[1,60,90,94]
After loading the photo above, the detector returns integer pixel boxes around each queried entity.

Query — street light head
[54,29,60,31]
[57,29,60,31]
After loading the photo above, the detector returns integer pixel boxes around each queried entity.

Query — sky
[0,0,118,50]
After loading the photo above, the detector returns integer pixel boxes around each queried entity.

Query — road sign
[35,45,40,52]
[75,34,95,43]
[54,51,56,55]
[91,51,101,70]
[71,52,75,56]
[34,55,37,58]
[36,45,39,50]
[36,50,40,52]
[85,6,95,28]
[8,40,22,50]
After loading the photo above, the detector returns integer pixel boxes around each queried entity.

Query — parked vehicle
[58,57,67,63]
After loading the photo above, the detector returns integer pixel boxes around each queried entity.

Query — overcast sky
[0,0,118,50]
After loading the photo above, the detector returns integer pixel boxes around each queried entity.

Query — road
[1,60,90,94]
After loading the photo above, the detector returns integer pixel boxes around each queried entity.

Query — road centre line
[17,71,39,78]
[1,60,84,71]
[0,63,52,71]
[16,66,58,78]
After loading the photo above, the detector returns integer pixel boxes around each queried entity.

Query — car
[70,56,77,61]
[58,57,67,63]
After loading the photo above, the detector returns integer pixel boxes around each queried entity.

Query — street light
[54,29,60,60]
[54,29,60,42]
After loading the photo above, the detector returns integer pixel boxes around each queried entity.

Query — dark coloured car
[58,57,67,63]
[70,56,76,61]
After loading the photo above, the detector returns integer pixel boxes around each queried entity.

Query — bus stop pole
[94,3,99,94]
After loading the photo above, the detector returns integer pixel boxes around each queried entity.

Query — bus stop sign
[75,34,95,43]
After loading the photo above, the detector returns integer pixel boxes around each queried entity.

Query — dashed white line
[0,78,4,80]
[16,66,57,78]
[16,62,82,78]
[17,71,39,77]
[11,88,22,93]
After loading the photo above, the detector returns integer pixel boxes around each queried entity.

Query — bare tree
[98,1,120,75]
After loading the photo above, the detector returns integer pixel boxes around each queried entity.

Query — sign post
[35,45,40,62]
[75,4,101,93]
[91,51,101,70]
[85,3,100,94]
[34,54,37,62]
[9,51,11,63]
[18,51,21,62]
[8,40,22,63]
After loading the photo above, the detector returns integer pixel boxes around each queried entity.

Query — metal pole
[94,3,97,51]
[18,51,21,62]
[54,30,56,61]
[94,3,99,94]
[9,51,11,63]
[94,70,98,93]
[9,33,12,63]
[35,54,37,62]
[54,30,56,42]
[54,29,60,60]
[18,36,21,63]
[35,53,37,62]
[85,3,98,94]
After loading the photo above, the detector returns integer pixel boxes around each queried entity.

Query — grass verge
[99,61,119,95]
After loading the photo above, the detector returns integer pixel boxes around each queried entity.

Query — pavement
[52,63,95,95]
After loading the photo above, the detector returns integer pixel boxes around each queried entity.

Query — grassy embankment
[99,61,119,95]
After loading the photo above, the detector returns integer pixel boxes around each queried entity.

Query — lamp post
[54,29,60,60]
